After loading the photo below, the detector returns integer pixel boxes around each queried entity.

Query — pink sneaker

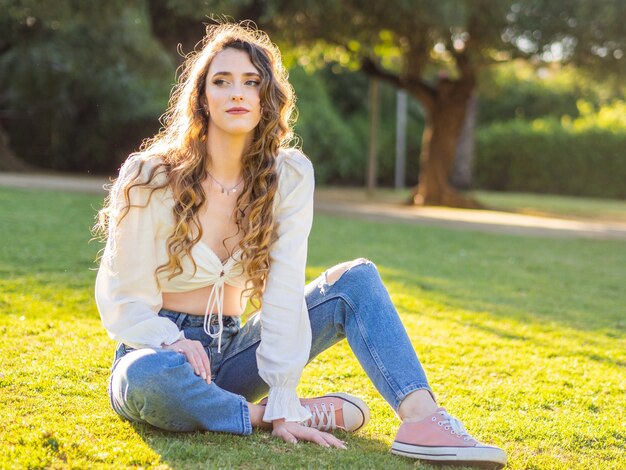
[392,408,507,468]
[259,392,370,432]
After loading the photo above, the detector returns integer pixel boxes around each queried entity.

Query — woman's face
[204,48,262,140]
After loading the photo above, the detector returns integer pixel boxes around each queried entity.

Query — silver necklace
[206,170,244,195]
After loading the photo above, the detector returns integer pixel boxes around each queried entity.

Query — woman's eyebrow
[212,71,261,78]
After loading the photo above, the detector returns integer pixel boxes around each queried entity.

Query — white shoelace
[438,411,473,441]
[305,402,336,431]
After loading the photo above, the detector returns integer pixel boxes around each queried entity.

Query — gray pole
[367,78,380,197]
[395,89,407,189]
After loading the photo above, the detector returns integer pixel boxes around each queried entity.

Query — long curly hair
[95,21,297,310]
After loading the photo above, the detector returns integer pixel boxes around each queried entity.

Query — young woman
[95,22,507,467]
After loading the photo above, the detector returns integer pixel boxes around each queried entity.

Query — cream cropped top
[95,148,314,423]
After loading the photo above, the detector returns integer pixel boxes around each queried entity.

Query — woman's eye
[246,80,260,86]
[213,79,228,86]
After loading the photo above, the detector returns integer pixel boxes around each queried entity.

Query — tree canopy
[1,0,624,202]
[0,0,172,171]
[141,0,625,205]
[255,0,625,205]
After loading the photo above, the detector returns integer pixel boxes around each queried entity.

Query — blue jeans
[108,259,432,434]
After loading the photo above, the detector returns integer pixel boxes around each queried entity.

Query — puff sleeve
[95,157,184,349]
[256,149,315,423]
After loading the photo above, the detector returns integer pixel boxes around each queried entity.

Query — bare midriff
[162,283,249,317]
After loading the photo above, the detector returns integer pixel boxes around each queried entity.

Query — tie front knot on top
[193,243,246,353]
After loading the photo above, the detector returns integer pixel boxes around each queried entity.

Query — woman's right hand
[272,419,347,449]
[163,338,211,384]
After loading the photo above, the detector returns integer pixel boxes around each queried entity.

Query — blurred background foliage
[475,62,626,198]
[0,0,624,198]
[290,65,424,186]
[0,1,172,173]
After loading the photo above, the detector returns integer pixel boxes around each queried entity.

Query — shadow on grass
[308,214,626,336]
[375,268,626,369]
[130,422,455,470]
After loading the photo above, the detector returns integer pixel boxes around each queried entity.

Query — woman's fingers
[197,344,211,383]
[273,427,297,444]
[308,431,330,447]
[189,345,211,383]
[292,426,327,447]
[321,431,347,449]
[275,423,346,449]
[184,349,200,375]
[303,429,345,449]
[172,340,211,384]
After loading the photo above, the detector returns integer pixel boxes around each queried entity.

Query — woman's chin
[216,125,258,138]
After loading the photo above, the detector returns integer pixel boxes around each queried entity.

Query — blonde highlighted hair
[95,21,297,310]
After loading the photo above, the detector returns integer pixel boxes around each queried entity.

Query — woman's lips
[226,108,249,115]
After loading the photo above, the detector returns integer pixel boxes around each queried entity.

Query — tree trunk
[450,92,477,190]
[409,77,481,208]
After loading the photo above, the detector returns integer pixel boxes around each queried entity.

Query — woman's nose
[230,85,244,101]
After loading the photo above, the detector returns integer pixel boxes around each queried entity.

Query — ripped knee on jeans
[318,258,373,294]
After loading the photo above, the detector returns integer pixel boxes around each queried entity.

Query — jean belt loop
[174,311,187,330]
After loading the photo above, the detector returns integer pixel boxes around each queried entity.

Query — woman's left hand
[271,419,347,449]
[163,338,211,384]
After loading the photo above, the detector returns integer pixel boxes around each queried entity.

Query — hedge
[475,119,626,199]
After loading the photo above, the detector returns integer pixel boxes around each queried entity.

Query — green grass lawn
[1,187,624,469]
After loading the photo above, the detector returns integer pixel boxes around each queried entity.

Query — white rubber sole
[324,392,370,432]
[391,441,507,468]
